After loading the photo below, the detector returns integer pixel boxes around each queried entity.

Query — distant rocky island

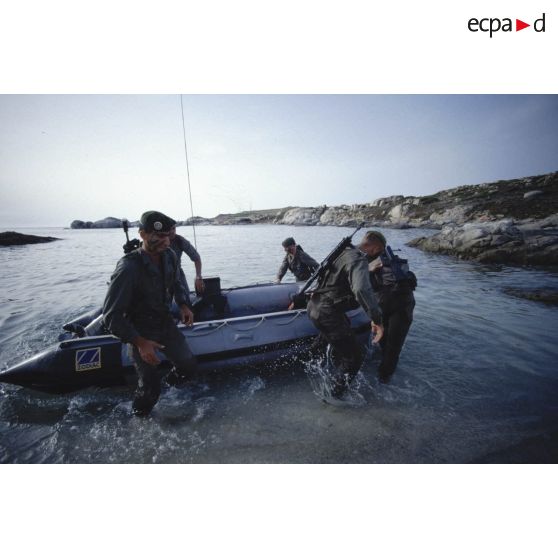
[0,231,60,247]
[70,170,558,266]
[70,217,134,229]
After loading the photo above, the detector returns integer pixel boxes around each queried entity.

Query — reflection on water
[1,225,558,463]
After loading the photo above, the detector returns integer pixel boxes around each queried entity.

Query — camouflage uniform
[307,246,382,395]
[103,248,197,415]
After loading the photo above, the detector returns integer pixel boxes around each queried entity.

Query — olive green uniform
[277,246,319,282]
[307,246,382,395]
[369,256,415,381]
[170,234,200,299]
[103,248,197,415]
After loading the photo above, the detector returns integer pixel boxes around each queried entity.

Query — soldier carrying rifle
[294,224,384,398]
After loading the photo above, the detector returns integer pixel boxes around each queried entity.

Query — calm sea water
[1,224,558,463]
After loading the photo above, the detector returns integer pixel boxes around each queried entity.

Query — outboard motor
[60,307,103,339]
[62,323,87,338]
[83,314,108,337]
[192,277,227,321]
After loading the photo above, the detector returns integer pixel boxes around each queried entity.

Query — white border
[0,1,556,93]
[2,466,557,557]
[1,0,556,555]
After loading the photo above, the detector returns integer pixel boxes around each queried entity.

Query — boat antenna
[180,94,197,249]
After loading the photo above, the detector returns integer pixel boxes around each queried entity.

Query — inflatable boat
[0,279,372,393]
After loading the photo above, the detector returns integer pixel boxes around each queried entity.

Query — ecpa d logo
[468,13,546,37]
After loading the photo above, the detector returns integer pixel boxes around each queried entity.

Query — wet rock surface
[502,287,558,306]
[0,231,60,246]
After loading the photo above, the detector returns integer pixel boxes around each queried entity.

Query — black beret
[138,211,175,233]
[282,237,296,247]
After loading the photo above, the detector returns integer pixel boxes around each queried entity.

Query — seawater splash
[241,376,266,404]
[304,346,368,407]
[153,383,213,424]
[46,386,216,463]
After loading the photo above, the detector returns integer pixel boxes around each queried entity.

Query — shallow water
[1,224,558,463]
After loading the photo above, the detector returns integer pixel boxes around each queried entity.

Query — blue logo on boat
[75,347,101,372]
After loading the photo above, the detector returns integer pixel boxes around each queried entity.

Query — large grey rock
[70,220,88,229]
[523,190,543,200]
[319,206,350,225]
[408,217,558,265]
[280,207,324,225]
[503,287,558,306]
[372,195,405,207]
[388,202,419,224]
[428,205,472,226]
[94,217,122,228]
[71,217,122,229]
[0,231,60,246]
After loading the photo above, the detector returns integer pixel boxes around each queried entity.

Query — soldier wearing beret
[103,210,198,416]
[276,237,319,283]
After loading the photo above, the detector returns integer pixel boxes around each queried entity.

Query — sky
[0,94,557,227]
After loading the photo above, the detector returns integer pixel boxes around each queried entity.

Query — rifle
[380,246,408,282]
[122,219,141,254]
[377,245,417,291]
[290,223,364,307]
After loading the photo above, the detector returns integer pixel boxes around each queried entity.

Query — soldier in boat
[168,221,205,302]
[276,237,319,283]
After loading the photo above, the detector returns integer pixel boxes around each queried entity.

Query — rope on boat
[179,94,197,249]
[184,311,305,337]
[224,316,266,331]
[272,311,304,325]
[185,321,228,337]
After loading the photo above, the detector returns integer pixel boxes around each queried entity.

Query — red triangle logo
[516,19,530,31]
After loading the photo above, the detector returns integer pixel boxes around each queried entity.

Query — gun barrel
[298,222,364,295]
[381,245,409,282]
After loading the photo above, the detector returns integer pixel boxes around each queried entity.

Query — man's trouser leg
[130,345,163,416]
[162,322,199,384]
[308,298,364,396]
[129,323,198,415]
[378,298,414,382]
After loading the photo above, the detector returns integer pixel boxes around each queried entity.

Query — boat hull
[0,282,373,393]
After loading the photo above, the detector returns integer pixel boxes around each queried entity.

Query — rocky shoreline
[408,216,558,265]
[70,170,558,265]
[187,170,558,230]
